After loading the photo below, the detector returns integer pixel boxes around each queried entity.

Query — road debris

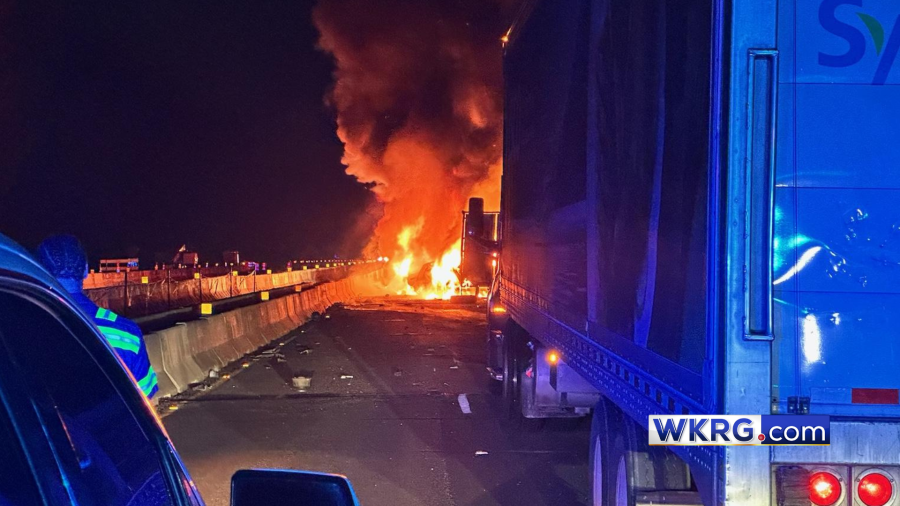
[292,376,312,390]
[340,374,354,380]
[458,393,471,414]
[449,365,459,370]
[475,451,489,456]
[191,383,211,392]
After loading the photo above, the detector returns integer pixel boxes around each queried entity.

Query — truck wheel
[486,329,505,395]
[600,410,693,506]
[501,326,521,418]
[591,400,653,506]
[590,399,616,506]
[608,431,636,506]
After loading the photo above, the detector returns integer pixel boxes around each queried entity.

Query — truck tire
[592,401,693,506]
[607,429,636,506]
[501,324,522,419]
[500,322,545,429]
[590,399,616,506]
[594,407,641,506]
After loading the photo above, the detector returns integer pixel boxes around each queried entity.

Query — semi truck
[474,1,900,505]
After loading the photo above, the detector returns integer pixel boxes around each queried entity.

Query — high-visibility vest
[71,292,159,398]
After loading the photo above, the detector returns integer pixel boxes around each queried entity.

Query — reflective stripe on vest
[96,325,140,354]
[94,307,119,323]
[137,369,158,396]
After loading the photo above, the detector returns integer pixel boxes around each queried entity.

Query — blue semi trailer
[476,0,900,505]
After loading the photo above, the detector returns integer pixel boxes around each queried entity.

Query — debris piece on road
[292,376,312,390]
[475,451,489,456]
[276,357,287,363]
[296,345,312,355]
[449,365,459,370]
[458,393,471,414]
[340,374,354,380]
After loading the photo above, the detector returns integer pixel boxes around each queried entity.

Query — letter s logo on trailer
[819,0,900,84]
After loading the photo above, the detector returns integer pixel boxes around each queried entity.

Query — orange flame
[313,0,510,299]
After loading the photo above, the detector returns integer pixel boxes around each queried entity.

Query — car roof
[0,233,69,293]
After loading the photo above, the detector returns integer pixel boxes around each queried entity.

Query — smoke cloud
[313,0,514,290]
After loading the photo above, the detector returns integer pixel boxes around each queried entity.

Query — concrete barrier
[144,274,365,399]
[152,324,206,395]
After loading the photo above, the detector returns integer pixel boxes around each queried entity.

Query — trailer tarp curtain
[593,0,711,372]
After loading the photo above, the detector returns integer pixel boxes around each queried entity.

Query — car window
[0,290,174,506]
[0,397,42,505]
[169,444,206,506]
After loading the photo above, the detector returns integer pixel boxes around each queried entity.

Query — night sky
[0,1,376,266]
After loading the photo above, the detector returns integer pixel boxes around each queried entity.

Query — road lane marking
[458,393,471,414]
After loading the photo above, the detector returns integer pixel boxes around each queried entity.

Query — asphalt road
[164,298,591,506]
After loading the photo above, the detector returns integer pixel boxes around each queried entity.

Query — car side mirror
[231,469,360,506]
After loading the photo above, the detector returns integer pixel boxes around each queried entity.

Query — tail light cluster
[777,466,896,506]
[809,471,842,506]
[858,472,893,506]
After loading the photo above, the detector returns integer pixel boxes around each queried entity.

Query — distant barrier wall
[144,270,373,400]
[85,263,371,317]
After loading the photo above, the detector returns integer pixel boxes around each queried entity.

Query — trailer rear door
[772,0,900,416]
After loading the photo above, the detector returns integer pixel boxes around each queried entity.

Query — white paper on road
[458,393,471,414]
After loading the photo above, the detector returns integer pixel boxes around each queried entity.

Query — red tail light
[858,472,893,506]
[809,471,842,506]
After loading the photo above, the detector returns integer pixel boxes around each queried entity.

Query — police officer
[36,235,159,398]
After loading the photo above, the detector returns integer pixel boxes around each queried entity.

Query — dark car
[0,233,359,506]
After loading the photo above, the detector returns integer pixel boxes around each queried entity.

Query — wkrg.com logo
[649,415,830,446]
